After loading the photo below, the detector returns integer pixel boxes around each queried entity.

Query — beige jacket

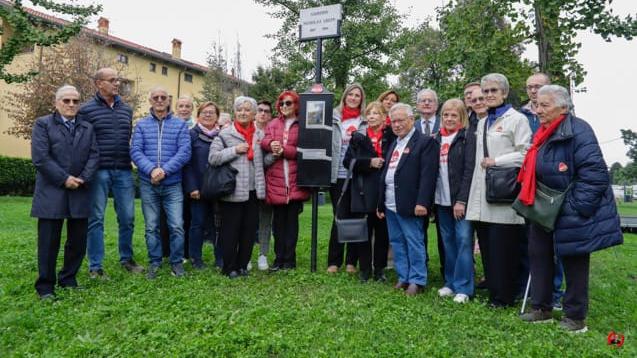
[466,107,531,224]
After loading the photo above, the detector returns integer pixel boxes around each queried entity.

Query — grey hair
[148,86,168,99]
[538,85,573,111]
[416,88,438,104]
[177,95,193,104]
[55,85,79,101]
[233,96,257,114]
[481,73,510,96]
[389,103,414,119]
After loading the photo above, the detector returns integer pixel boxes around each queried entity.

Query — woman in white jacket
[466,73,531,307]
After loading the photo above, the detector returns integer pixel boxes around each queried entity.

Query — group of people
[30,67,622,333]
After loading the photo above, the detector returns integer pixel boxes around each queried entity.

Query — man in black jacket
[31,85,99,299]
[78,68,143,278]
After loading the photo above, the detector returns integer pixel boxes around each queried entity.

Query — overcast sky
[33,0,636,164]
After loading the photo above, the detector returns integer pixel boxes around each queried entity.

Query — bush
[0,156,36,196]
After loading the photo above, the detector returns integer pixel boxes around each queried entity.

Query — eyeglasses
[257,108,271,114]
[471,96,485,104]
[482,88,500,94]
[61,98,80,105]
[200,110,217,116]
[101,77,120,84]
[280,100,294,107]
[151,95,168,102]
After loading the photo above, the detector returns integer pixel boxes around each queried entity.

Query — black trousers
[219,191,258,274]
[356,213,389,274]
[272,201,303,268]
[529,224,590,320]
[35,218,88,295]
[161,196,191,258]
[423,212,445,279]
[475,221,523,306]
[328,179,358,267]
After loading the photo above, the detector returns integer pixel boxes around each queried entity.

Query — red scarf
[439,125,461,137]
[342,106,361,121]
[367,125,385,157]
[517,114,567,205]
[234,121,256,161]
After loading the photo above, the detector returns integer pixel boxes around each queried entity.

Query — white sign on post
[299,4,342,41]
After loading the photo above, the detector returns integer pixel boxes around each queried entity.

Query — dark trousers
[475,221,523,306]
[423,213,445,278]
[219,191,258,274]
[328,179,358,267]
[529,224,590,320]
[161,197,191,258]
[35,218,88,295]
[272,201,303,268]
[189,199,222,265]
[356,213,389,274]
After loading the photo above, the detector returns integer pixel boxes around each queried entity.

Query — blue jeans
[189,199,222,266]
[87,169,135,270]
[139,181,185,266]
[436,206,474,295]
[553,257,565,303]
[386,210,427,286]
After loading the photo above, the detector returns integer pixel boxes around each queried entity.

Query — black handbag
[335,159,368,243]
[483,118,520,203]
[201,136,238,200]
[512,181,572,232]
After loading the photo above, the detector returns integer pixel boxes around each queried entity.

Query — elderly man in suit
[31,85,99,300]
[378,103,439,296]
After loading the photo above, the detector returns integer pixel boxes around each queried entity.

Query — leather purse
[201,136,238,200]
[512,181,572,232]
[483,118,520,203]
[335,159,368,243]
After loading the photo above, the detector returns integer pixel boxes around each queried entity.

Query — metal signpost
[297,4,342,272]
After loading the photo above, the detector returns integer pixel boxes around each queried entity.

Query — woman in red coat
[261,90,310,270]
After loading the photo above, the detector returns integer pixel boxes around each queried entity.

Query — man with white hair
[414,88,440,137]
[130,87,191,279]
[31,85,99,300]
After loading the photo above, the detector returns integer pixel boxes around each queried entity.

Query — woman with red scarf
[328,83,366,274]
[433,99,475,303]
[209,96,265,279]
[518,85,622,333]
[261,91,310,271]
[343,101,396,282]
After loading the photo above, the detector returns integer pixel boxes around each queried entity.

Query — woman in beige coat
[466,73,531,307]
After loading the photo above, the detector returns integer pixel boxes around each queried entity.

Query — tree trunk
[534,2,550,73]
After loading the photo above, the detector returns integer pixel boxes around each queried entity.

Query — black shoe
[374,271,387,282]
[227,270,240,279]
[60,284,85,290]
[39,292,56,301]
[191,259,206,270]
[171,263,186,277]
[88,268,108,280]
[238,269,249,277]
[359,271,371,283]
[269,264,282,272]
[121,260,145,273]
[476,279,488,290]
[282,263,296,270]
[147,265,160,280]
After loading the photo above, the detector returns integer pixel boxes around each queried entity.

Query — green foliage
[248,65,298,105]
[0,0,102,83]
[611,161,637,185]
[0,156,35,196]
[253,0,404,95]
[621,129,637,162]
[0,197,635,356]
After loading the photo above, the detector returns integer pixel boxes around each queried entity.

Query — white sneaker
[438,287,454,297]
[247,262,252,271]
[453,294,469,304]
[257,255,269,271]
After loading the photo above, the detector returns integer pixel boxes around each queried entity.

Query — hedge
[0,156,36,196]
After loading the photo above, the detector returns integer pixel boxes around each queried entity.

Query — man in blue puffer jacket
[131,87,191,279]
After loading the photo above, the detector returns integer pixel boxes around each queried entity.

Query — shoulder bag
[512,181,573,232]
[483,119,521,203]
[201,135,238,200]
[335,159,369,243]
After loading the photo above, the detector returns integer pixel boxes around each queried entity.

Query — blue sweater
[130,111,191,186]
[77,93,133,169]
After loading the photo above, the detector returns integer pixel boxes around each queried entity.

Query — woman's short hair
[538,85,573,111]
[365,101,386,117]
[55,85,79,101]
[440,98,468,128]
[389,103,414,119]
[276,90,300,117]
[197,101,220,118]
[377,90,400,104]
[233,96,257,114]
[481,73,510,97]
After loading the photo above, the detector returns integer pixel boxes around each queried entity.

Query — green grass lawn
[618,201,637,217]
[0,196,635,356]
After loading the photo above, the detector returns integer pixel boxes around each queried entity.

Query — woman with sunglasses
[261,91,310,270]
[328,83,367,274]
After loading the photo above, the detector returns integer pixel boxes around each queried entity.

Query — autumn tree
[3,34,143,139]
[0,0,101,83]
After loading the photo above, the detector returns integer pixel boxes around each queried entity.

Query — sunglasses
[152,95,168,102]
[280,100,294,107]
[471,96,485,104]
[62,98,80,105]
